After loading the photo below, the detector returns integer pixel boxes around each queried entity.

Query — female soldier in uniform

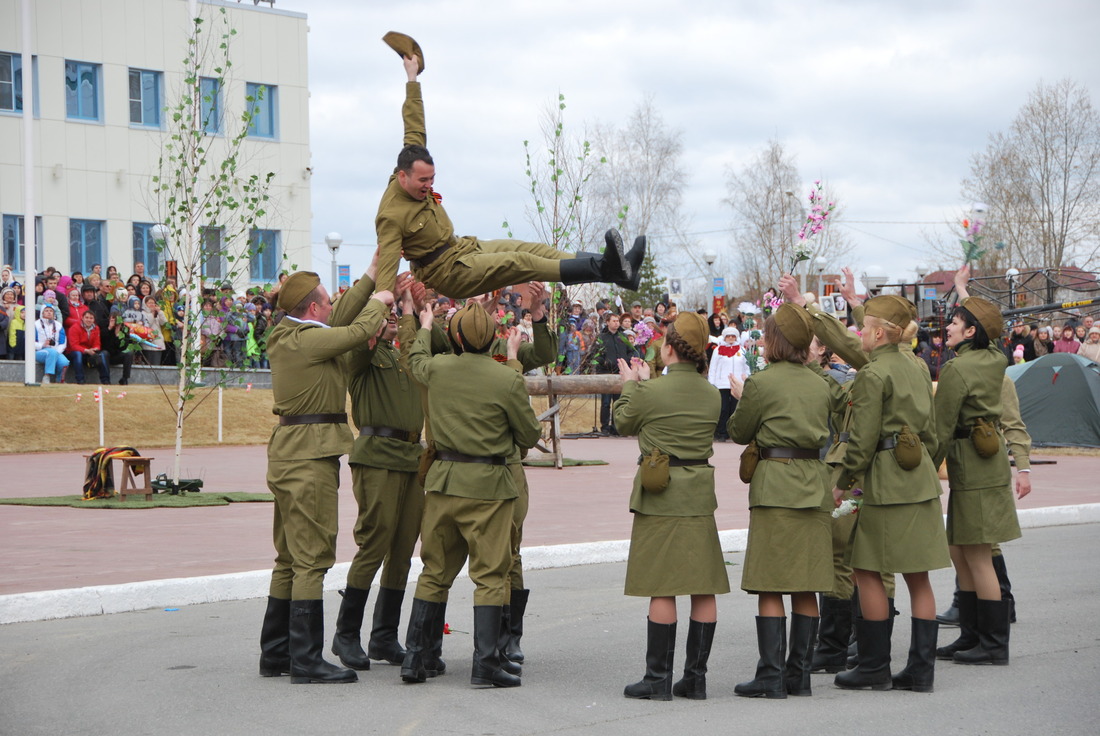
[932,294,1022,666]
[831,296,951,692]
[613,312,729,701]
[728,304,833,699]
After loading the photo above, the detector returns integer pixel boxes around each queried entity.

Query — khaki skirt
[624,513,731,597]
[741,507,832,594]
[849,498,951,573]
[947,484,1022,545]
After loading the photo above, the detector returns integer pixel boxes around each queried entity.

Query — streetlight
[1006,267,1020,310]
[814,256,827,298]
[703,251,717,313]
[324,232,342,295]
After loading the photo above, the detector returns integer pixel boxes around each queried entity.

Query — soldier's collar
[282,315,330,329]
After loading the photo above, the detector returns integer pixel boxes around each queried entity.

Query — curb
[1,505,1095,625]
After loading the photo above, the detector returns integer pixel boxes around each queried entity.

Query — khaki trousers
[267,456,340,600]
[414,491,514,606]
[347,465,425,590]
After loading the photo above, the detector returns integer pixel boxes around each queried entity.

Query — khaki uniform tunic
[407,327,543,605]
[933,343,1022,545]
[374,82,567,299]
[728,361,833,593]
[265,298,388,600]
[837,344,951,573]
[614,364,730,596]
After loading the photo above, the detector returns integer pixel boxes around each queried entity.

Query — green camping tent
[1006,353,1100,448]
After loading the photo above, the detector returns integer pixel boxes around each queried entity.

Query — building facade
[0,0,310,289]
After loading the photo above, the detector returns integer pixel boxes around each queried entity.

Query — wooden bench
[83,455,155,501]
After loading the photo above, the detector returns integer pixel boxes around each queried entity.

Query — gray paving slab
[1,523,1097,736]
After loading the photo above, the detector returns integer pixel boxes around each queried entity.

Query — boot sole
[734,690,787,699]
[258,668,289,677]
[893,682,934,692]
[835,681,892,691]
[624,692,673,701]
[290,674,358,684]
[471,677,522,688]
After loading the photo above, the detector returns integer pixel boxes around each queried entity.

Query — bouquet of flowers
[832,488,863,518]
[632,320,654,347]
[790,181,836,273]
[959,217,985,263]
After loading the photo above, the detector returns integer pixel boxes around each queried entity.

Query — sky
[297,0,1100,298]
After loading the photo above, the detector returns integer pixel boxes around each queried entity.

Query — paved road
[1,523,1097,736]
[2,440,1098,595]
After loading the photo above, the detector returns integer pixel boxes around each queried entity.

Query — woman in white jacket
[35,304,70,383]
[708,326,749,441]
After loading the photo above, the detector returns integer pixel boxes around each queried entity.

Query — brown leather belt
[359,425,420,443]
[278,413,347,426]
[954,428,972,439]
[407,242,453,271]
[877,437,897,451]
[759,447,819,460]
[636,455,711,467]
[435,449,508,466]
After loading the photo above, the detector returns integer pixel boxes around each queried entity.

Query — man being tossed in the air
[375,44,645,299]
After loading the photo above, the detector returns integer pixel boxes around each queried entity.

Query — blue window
[249,229,280,282]
[1,52,22,112]
[132,223,161,276]
[3,214,42,272]
[70,219,105,273]
[200,77,220,134]
[65,60,100,121]
[128,68,161,127]
[246,82,277,139]
[201,227,225,280]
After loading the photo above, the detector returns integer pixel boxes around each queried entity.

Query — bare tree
[723,139,851,296]
[962,78,1100,270]
[151,7,276,486]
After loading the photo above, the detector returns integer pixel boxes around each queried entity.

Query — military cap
[450,301,495,352]
[864,295,913,328]
[774,303,814,349]
[278,271,321,311]
[382,31,425,73]
[672,311,709,356]
[960,296,1003,339]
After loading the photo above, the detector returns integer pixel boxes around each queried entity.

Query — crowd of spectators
[1,262,280,383]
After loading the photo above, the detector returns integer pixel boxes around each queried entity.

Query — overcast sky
[298,0,1100,293]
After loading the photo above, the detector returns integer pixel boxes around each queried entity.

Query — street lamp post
[814,256,826,300]
[1006,267,1020,310]
[324,232,342,295]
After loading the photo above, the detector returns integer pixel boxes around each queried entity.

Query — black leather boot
[953,599,1010,665]
[811,596,852,673]
[624,618,676,700]
[785,613,819,696]
[471,606,521,687]
[993,553,1016,623]
[259,596,291,677]
[367,587,407,665]
[288,600,357,684]
[424,600,447,678]
[848,595,896,669]
[495,604,522,676]
[672,619,715,700]
[620,235,647,291]
[331,587,371,670]
[503,588,529,663]
[734,616,787,699]
[936,590,978,660]
[400,598,439,683]
[892,617,938,692]
[834,618,891,690]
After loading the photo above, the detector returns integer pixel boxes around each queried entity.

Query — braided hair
[665,325,708,374]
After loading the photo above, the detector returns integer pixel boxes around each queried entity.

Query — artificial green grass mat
[521,458,608,467]
[0,492,273,509]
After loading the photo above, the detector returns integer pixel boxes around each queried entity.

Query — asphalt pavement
[1,522,1097,736]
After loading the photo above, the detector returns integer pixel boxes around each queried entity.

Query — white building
[0,0,310,290]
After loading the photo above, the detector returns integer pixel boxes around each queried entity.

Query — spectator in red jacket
[68,309,110,385]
